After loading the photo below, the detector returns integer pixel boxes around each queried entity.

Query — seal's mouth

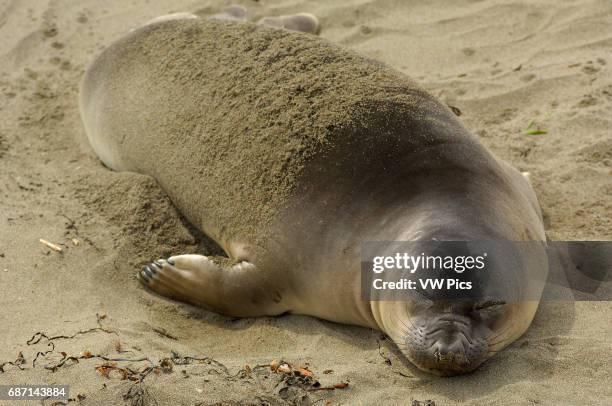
[425,345,478,376]
[401,316,488,376]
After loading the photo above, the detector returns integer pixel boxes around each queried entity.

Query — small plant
[522,119,547,135]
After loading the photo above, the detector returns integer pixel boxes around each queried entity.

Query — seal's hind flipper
[138,254,288,317]
[258,13,320,34]
[144,12,199,26]
[210,5,247,22]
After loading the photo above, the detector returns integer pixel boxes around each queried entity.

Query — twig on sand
[39,238,63,252]
[0,351,26,373]
[152,327,178,341]
[308,382,349,391]
[377,335,392,365]
[447,105,463,116]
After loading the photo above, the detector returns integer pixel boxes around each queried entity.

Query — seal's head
[393,298,522,376]
[398,299,512,376]
[372,239,547,375]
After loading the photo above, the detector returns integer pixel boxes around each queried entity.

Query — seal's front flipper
[138,254,288,317]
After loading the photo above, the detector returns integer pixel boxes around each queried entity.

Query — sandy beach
[0,0,610,405]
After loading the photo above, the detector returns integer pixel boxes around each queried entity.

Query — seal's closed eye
[411,296,434,311]
[473,299,506,311]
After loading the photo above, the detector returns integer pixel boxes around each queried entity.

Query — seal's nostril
[434,342,451,355]
[433,340,464,364]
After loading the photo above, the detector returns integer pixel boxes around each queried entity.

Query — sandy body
[80,18,548,375]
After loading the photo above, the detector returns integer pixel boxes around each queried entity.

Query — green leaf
[522,119,547,135]
[523,128,548,135]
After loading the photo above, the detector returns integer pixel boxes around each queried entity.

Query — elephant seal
[80,15,547,376]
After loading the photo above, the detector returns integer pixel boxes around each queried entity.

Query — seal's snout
[425,333,474,376]
[401,313,488,376]
[433,340,463,364]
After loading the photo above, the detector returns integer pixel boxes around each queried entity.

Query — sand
[0,0,610,405]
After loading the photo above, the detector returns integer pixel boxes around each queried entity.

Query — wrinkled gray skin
[80,14,548,376]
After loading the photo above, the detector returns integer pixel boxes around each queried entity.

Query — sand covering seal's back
[84,19,445,243]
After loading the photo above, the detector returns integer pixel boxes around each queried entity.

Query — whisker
[487,324,515,342]
[390,309,416,337]
[397,307,418,331]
